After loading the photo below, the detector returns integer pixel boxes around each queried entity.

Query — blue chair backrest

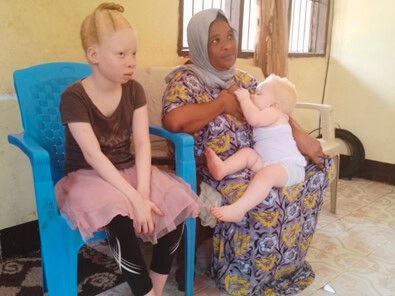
[14,62,91,183]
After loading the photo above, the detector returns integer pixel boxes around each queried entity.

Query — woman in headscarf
[162,9,333,295]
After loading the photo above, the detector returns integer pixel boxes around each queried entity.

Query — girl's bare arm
[132,105,151,199]
[68,121,162,234]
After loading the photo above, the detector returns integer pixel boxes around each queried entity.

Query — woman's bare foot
[211,205,246,223]
[205,148,226,180]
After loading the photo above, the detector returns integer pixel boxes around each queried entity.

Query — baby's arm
[234,88,282,127]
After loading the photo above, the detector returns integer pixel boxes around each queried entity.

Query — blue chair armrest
[8,133,51,175]
[149,125,194,151]
[8,132,59,222]
[149,125,197,192]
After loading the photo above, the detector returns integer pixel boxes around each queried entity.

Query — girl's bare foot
[211,205,246,223]
[205,148,226,180]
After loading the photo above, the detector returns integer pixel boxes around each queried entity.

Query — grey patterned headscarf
[166,9,237,89]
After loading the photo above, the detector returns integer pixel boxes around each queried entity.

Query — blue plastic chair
[8,62,197,296]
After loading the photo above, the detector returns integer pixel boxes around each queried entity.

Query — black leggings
[105,215,184,296]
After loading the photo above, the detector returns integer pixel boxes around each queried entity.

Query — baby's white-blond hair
[258,74,297,115]
[80,2,132,51]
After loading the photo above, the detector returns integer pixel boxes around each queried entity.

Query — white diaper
[280,162,306,186]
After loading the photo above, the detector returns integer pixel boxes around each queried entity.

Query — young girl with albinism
[55,3,199,296]
[206,74,306,222]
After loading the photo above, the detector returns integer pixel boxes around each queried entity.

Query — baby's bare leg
[205,147,263,181]
[211,164,288,222]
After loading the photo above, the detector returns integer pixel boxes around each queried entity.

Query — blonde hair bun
[80,2,131,50]
[96,2,125,13]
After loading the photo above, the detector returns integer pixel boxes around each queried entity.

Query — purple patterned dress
[162,68,334,295]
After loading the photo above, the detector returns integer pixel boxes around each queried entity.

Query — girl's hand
[132,197,164,235]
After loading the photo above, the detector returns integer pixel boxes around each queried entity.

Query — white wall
[324,0,395,164]
[0,97,36,228]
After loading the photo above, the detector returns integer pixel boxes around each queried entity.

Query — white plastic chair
[296,102,340,213]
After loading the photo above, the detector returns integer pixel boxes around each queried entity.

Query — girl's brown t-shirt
[60,80,146,174]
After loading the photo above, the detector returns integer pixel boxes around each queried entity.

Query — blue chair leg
[41,224,83,295]
[185,217,196,296]
[41,256,48,293]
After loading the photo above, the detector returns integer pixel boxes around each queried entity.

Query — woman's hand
[131,196,164,235]
[290,118,328,169]
[218,86,243,119]
[297,133,327,169]
[227,83,239,94]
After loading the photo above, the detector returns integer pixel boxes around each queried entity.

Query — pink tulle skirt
[55,165,199,244]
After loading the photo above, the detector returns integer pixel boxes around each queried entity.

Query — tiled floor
[98,178,395,296]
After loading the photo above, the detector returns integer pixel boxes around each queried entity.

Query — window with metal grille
[178,0,330,57]
[288,0,329,55]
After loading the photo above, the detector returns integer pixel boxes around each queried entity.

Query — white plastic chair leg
[330,155,339,214]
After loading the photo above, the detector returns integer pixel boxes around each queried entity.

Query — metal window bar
[241,0,251,51]
[289,0,313,53]
[182,0,241,50]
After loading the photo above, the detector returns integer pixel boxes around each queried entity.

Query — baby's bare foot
[211,205,246,223]
[205,148,226,180]
[192,205,200,218]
